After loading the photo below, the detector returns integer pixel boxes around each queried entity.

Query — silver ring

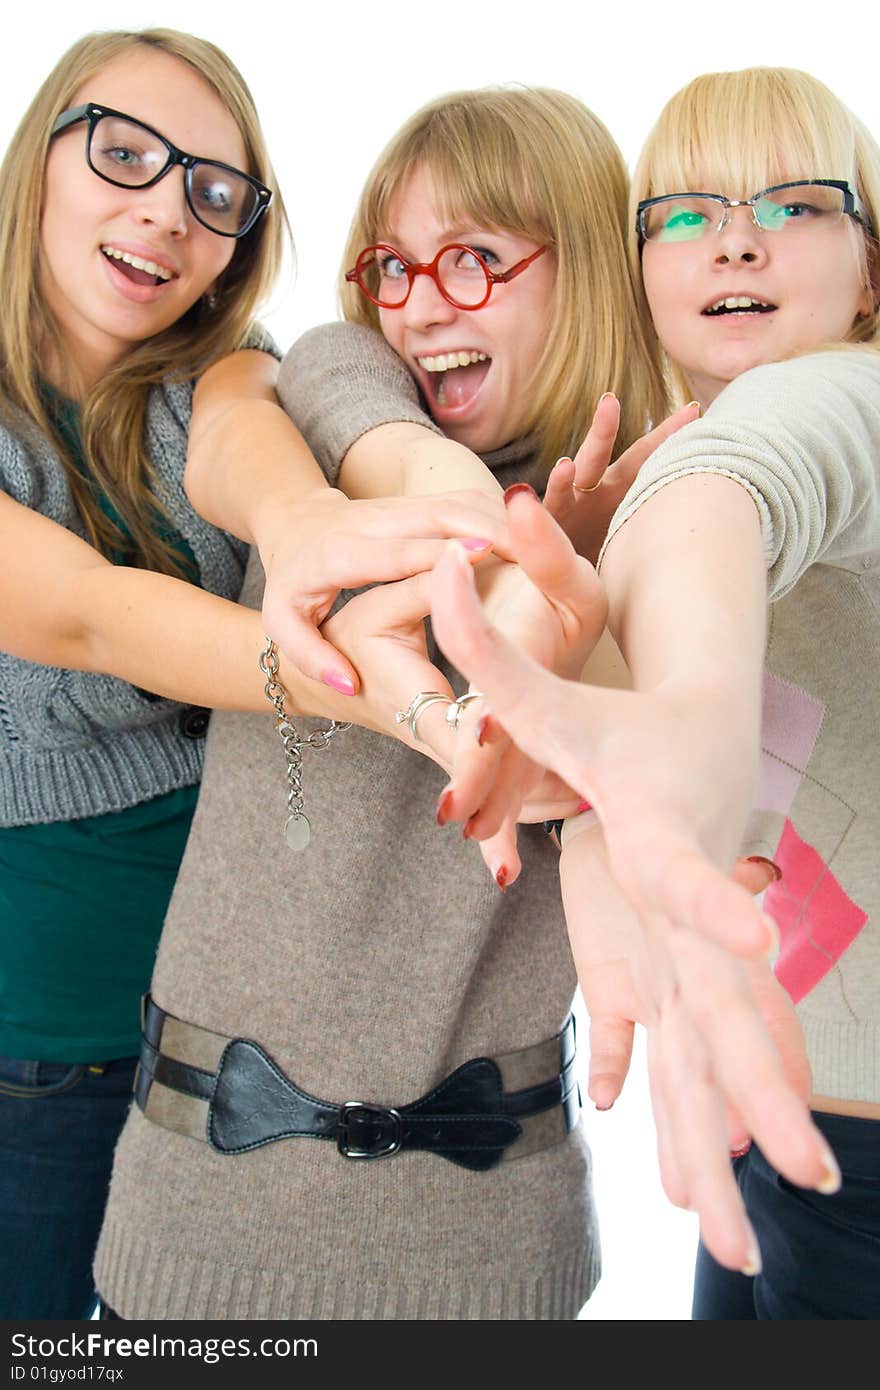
[445,690,485,732]
[394,691,453,744]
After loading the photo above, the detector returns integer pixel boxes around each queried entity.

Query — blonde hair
[0,28,289,576]
[630,67,880,400]
[340,86,668,476]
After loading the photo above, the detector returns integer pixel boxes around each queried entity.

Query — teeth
[418,351,488,372]
[101,245,173,281]
[708,295,770,312]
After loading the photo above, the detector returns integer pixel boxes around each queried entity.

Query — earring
[204,288,218,311]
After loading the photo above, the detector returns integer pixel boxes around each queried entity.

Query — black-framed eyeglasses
[636,180,870,245]
[345,242,549,310]
[50,103,272,239]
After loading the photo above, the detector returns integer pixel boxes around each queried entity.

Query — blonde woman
[430,67,880,1319]
[92,87,692,1322]
[0,31,506,1319]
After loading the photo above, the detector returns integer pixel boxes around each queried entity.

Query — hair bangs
[368,100,549,247]
[636,68,860,204]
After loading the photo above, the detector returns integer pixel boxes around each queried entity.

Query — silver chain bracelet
[259,638,351,851]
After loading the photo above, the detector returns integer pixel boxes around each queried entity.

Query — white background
[4,0,875,1320]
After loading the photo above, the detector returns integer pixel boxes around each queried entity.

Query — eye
[378,252,408,280]
[658,208,710,242]
[764,200,819,226]
[97,140,148,170]
[459,245,498,270]
[195,180,234,213]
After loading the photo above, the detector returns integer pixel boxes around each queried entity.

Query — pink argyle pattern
[765,820,868,1004]
[758,672,868,1003]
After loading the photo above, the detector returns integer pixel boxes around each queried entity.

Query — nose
[130,166,189,238]
[712,204,768,268]
[400,268,459,329]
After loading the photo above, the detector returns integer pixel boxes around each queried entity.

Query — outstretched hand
[428,488,839,1270]
[544,394,699,565]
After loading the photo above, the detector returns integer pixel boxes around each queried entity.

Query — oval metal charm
[284,813,311,851]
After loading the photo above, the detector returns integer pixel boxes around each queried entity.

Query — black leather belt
[135,995,580,1172]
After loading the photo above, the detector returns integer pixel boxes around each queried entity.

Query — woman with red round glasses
[92,83,793,1323]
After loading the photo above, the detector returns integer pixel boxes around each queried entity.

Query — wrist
[253,486,349,567]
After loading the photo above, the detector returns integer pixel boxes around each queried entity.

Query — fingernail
[594,1099,614,1112]
[436,789,453,827]
[746,855,782,882]
[459,537,493,551]
[491,859,509,891]
[503,483,538,504]
[462,815,478,841]
[816,1142,842,1195]
[687,400,701,414]
[729,1140,752,1159]
[475,714,498,747]
[554,456,573,468]
[599,391,617,403]
[576,799,592,813]
[323,671,355,696]
[740,1231,762,1277]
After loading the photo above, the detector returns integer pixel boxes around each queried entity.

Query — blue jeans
[692,1109,880,1319]
[0,1054,137,1319]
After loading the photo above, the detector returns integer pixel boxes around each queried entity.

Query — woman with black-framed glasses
[0,28,509,1321]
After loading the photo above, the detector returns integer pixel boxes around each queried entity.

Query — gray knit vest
[1,379,249,826]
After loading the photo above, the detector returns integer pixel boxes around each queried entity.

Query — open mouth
[703,296,776,316]
[417,351,490,410]
[101,245,175,288]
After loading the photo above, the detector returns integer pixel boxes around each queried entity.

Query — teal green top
[0,391,201,1061]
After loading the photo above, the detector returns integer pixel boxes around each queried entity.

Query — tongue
[108,254,160,287]
[438,359,490,408]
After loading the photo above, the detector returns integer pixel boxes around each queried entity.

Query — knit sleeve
[276,321,442,485]
[599,349,880,600]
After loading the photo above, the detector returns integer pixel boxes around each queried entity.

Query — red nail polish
[746,856,783,882]
[503,483,538,505]
[462,815,478,840]
[436,790,453,826]
[494,864,509,891]
[475,714,497,747]
[576,799,592,813]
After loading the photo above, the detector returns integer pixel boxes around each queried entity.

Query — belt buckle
[337,1101,403,1159]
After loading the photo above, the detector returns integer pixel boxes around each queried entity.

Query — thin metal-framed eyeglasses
[345,242,549,310]
[636,180,870,245]
[50,103,272,239]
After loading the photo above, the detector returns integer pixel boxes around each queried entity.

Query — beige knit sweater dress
[94,323,600,1320]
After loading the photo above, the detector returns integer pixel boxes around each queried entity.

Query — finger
[650,998,761,1271]
[270,606,362,695]
[476,817,522,890]
[607,401,700,493]
[313,533,499,593]
[569,392,621,491]
[443,699,513,825]
[503,486,606,632]
[670,931,838,1195]
[587,1011,635,1111]
[458,743,539,841]
[431,542,591,772]
[543,456,576,524]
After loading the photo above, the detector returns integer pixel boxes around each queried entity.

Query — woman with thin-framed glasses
[428,65,880,1320]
